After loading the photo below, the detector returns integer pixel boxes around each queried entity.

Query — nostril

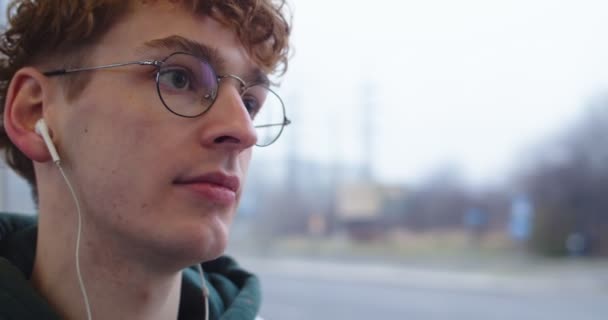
[214,136,240,144]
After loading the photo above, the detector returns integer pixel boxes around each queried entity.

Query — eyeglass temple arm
[43,60,161,77]
[254,118,291,129]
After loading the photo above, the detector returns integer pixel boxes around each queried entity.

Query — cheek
[234,150,253,199]
[239,149,253,171]
[60,94,171,203]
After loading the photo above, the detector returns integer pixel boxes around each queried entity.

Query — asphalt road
[238,257,607,320]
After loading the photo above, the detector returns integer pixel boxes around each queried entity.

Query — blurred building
[334,182,406,241]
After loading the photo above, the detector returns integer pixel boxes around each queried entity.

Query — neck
[32,200,183,320]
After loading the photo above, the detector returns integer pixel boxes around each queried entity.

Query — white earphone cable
[57,162,93,320]
[197,263,210,320]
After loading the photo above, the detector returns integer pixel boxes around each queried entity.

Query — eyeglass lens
[156,53,286,146]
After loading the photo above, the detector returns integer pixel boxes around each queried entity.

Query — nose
[198,82,257,150]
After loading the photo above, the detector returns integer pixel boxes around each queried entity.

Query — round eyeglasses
[43,52,291,147]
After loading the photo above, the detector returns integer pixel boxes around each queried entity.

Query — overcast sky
[265,0,608,186]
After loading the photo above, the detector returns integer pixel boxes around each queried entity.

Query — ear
[3,67,55,163]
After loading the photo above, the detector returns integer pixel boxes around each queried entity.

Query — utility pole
[360,79,375,182]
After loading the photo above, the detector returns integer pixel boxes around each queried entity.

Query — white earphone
[35,119,60,164]
[34,118,94,319]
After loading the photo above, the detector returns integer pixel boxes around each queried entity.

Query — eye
[242,86,269,118]
[242,95,261,118]
[158,68,192,91]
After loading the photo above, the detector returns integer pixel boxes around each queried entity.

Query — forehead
[91,1,260,77]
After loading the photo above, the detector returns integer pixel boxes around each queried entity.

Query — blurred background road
[239,256,607,320]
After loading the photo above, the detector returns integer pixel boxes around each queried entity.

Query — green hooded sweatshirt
[0,213,261,320]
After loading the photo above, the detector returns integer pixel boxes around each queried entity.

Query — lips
[174,172,240,205]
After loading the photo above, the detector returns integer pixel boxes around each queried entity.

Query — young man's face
[48,2,259,264]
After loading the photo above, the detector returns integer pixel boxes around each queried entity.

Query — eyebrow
[139,35,269,86]
[249,68,270,86]
[139,35,225,70]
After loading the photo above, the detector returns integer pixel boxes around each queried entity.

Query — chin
[186,218,231,263]
[152,206,234,265]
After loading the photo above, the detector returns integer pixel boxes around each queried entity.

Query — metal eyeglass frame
[42,52,291,147]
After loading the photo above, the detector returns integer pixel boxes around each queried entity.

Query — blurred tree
[405,165,471,230]
[519,93,608,256]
